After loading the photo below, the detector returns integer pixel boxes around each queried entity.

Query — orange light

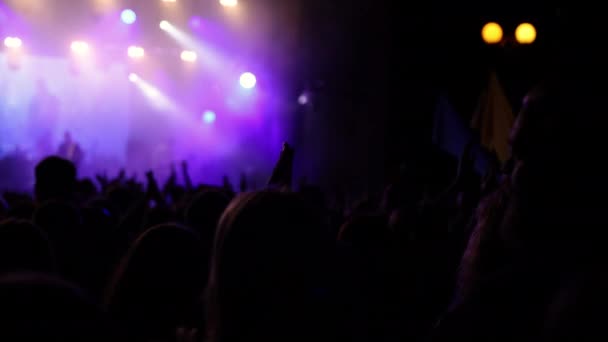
[515,23,536,44]
[481,22,503,44]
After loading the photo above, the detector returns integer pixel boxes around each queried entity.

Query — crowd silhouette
[0,63,606,342]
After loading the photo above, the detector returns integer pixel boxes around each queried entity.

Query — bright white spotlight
[71,41,90,55]
[129,73,139,82]
[239,72,257,89]
[220,0,238,7]
[4,37,22,49]
[202,110,216,124]
[127,46,145,59]
[159,20,171,31]
[162,0,177,2]
[121,9,137,25]
[180,50,197,62]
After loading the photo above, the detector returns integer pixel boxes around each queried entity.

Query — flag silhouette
[471,71,514,163]
[432,94,489,174]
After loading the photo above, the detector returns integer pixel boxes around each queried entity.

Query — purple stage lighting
[203,110,216,124]
[190,16,202,29]
[121,9,137,25]
[239,72,256,89]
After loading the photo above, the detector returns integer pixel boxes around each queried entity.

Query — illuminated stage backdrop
[0,53,131,163]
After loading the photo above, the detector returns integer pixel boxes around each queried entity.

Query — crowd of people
[0,64,606,342]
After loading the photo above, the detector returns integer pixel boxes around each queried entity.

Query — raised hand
[181,160,193,190]
[268,142,294,190]
[95,171,109,189]
[117,168,126,181]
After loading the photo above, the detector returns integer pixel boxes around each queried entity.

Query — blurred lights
[481,22,503,44]
[128,46,145,59]
[129,73,139,82]
[298,93,309,105]
[203,110,216,124]
[180,50,197,62]
[70,41,90,55]
[239,72,256,89]
[121,9,137,24]
[162,0,177,2]
[160,20,171,31]
[4,37,22,49]
[220,0,238,7]
[515,23,536,44]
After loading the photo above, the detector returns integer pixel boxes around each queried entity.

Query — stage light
[180,50,197,62]
[481,22,503,44]
[3,37,22,49]
[71,41,90,55]
[129,73,139,82]
[128,46,145,59]
[160,20,171,31]
[239,72,257,89]
[220,0,238,7]
[202,110,216,124]
[515,23,536,44]
[162,0,177,2]
[121,9,137,25]
[298,93,309,105]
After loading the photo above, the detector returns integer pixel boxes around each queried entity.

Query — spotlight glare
[128,73,138,82]
[298,93,309,105]
[162,0,177,2]
[481,22,503,44]
[121,9,137,25]
[515,23,537,44]
[127,46,145,59]
[3,37,22,49]
[239,72,257,89]
[202,110,216,124]
[220,0,238,7]
[159,20,171,31]
[180,50,197,62]
[70,41,90,55]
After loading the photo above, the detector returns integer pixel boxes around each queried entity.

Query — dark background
[2,0,594,193]
[292,1,574,194]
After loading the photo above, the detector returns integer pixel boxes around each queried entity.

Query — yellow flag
[471,71,514,163]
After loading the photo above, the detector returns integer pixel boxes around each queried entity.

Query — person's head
[0,219,54,274]
[105,224,206,341]
[34,156,77,202]
[184,189,230,250]
[502,64,605,249]
[206,191,328,342]
[0,273,114,341]
[509,65,603,188]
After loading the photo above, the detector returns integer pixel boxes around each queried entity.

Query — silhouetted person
[206,191,331,342]
[57,132,84,168]
[105,224,206,342]
[33,201,83,286]
[34,156,76,203]
[0,273,115,341]
[0,219,54,274]
[433,64,607,341]
[185,190,230,250]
